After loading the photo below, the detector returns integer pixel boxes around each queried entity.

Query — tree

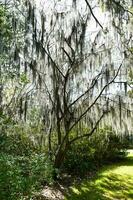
[1,0,133,168]
[24,0,132,168]
[0,3,12,113]
[0,0,32,120]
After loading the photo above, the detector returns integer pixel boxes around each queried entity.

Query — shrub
[29,154,54,186]
[0,133,39,156]
[0,153,54,200]
[0,114,45,156]
[63,126,127,174]
[0,154,25,200]
[86,127,127,162]
[63,140,96,174]
[0,114,55,199]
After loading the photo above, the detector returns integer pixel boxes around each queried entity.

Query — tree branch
[69,112,105,145]
[69,61,123,132]
[69,71,102,108]
[84,0,103,29]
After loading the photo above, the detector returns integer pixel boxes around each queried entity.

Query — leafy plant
[0,153,54,200]
[63,126,127,174]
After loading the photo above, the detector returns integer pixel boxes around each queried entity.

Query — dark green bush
[29,154,54,186]
[0,154,26,200]
[0,115,55,199]
[0,116,43,156]
[0,113,129,199]
[0,133,39,156]
[91,131,127,162]
[63,127,127,174]
[0,153,54,200]
[63,140,96,174]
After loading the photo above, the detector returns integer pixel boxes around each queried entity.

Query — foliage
[90,127,127,162]
[0,112,45,155]
[0,153,54,200]
[63,127,128,174]
[0,132,38,156]
[0,5,12,44]
[0,154,24,200]
[0,116,54,200]
[0,111,45,156]
[63,140,96,174]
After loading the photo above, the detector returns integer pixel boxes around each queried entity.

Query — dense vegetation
[0,119,130,199]
[0,0,133,199]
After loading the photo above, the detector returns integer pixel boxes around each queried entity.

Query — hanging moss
[33,19,37,44]
[19,97,23,120]
[79,21,87,55]
[27,1,32,22]
[12,16,17,31]
[73,0,77,8]
[100,0,125,15]
[24,99,28,122]
[127,107,130,118]
[124,82,127,95]
[38,74,42,88]
[14,46,20,62]
[29,60,37,81]
[105,68,110,84]
[41,14,45,44]
[2,0,132,137]
[35,41,41,56]
[119,96,122,127]
[24,62,27,74]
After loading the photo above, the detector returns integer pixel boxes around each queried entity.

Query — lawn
[65,151,133,200]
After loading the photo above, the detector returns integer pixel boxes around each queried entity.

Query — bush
[0,133,38,156]
[0,113,46,157]
[0,154,27,200]
[63,127,127,174]
[0,114,55,199]
[63,140,96,174]
[88,128,124,162]
[0,153,54,200]
[29,154,54,186]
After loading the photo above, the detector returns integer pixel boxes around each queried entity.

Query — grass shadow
[65,153,133,200]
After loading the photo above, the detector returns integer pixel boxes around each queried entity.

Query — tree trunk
[54,143,69,169]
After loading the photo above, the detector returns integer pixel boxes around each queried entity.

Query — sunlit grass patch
[65,151,133,200]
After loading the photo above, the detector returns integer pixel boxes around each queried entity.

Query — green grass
[65,151,133,200]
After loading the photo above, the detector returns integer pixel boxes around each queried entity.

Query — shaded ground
[37,151,133,200]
